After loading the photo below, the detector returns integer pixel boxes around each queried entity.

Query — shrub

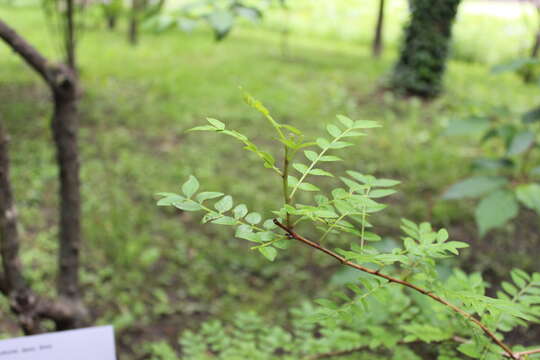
[158,94,540,359]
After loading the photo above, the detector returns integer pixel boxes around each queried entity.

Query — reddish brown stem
[273,220,518,359]
[512,348,540,359]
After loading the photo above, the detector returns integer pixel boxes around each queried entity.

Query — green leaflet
[475,190,518,236]
[182,176,199,198]
[258,246,277,261]
[215,195,233,213]
[443,176,507,199]
[515,183,540,214]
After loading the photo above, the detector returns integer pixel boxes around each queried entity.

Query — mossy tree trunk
[391,0,461,98]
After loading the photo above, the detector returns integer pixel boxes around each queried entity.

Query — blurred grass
[0,0,538,356]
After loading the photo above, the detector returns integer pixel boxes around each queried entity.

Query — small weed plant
[158,94,540,359]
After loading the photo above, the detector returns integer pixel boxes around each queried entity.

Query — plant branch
[307,337,540,360]
[289,128,353,199]
[0,18,85,331]
[0,18,77,97]
[510,348,540,359]
[0,19,50,85]
[0,119,87,333]
[273,220,519,360]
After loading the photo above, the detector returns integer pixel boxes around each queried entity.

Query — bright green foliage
[3,3,540,355]
[444,109,539,236]
[492,58,540,84]
[474,190,518,237]
[176,302,420,359]
[144,0,263,40]
[160,94,393,261]
[99,0,124,27]
[442,176,508,200]
[158,96,540,358]
[391,0,462,97]
[147,270,540,359]
[143,341,178,360]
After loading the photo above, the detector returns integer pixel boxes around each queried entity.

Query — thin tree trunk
[0,120,72,334]
[0,18,87,332]
[129,0,139,45]
[49,31,84,330]
[65,0,76,70]
[372,0,385,58]
[531,33,540,59]
[107,15,117,30]
[524,4,540,82]
[0,121,26,296]
[533,4,540,58]
[0,274,7,294]
[52,88,82,308]
[0,120,35,334]
[0,120,43,334]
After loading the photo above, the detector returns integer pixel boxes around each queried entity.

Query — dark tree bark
[0,120,38,334]
[1,118,86,334]
[0,18,87,332]
[106,15,117,30]
[128,0,166,45]
[0,121,26,296]
[523,3,540,82]
[372,0,385,58]
[390,0,462,98]
[65,0,76,70]
[532,2,540,58]
[0,274,7,295]
[129,0,140,45]
[532,33,540,59]
[52,85,82,305]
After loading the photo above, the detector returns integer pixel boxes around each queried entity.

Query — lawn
[0,0,538,357]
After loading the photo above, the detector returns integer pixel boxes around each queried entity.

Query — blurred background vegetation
[1,0,539,358]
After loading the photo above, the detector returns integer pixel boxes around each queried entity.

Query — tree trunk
[106,15,117,30]
[0,120,41,334]
[65,0,76,70]
[0,121,26,296]
[390,0,461,98]
[129,0,139,45]
[52,85,83,330]
[531,32,540,59]
[0,121,34,334]
[372,0,385,58]
[523,4,540,82]
[0,18,87,332]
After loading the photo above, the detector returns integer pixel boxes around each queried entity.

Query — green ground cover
[0,1,538,357]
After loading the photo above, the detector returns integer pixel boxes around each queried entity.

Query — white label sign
[0,325,116,360]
